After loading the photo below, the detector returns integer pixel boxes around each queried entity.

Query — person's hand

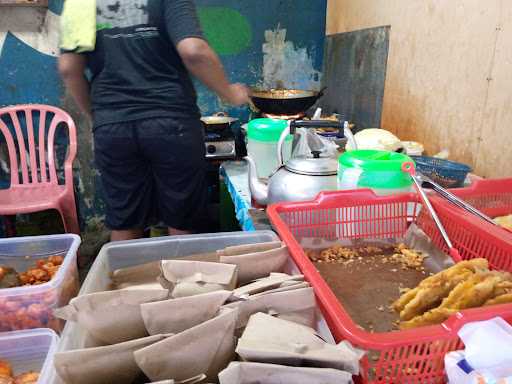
[223,83,250,106]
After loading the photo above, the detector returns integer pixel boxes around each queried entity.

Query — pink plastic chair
[0,104,80,235]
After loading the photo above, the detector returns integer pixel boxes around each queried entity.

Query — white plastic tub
[0,234,81,333]
[53,231,335,383]
[0,328,59,383]
[247,118,292,179]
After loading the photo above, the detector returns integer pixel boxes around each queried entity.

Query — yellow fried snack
[392,258,489,315]
[492,280,512,297]
[400,308,458,330]
[485,293,512,307]
[440,273,504,310]
[399,270,473,321]
[400,272,510,329]
[392,287,421,313]
[495,214,512,231]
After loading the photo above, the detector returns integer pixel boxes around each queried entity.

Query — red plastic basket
[438,178,512,239]
[267,189,512,384]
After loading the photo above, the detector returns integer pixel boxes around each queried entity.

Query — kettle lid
[285,151,338,176]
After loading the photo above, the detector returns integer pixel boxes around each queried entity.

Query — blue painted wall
[0,0,327,233]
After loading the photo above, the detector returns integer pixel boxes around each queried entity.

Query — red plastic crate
[267,189,512,384]
[437,178,512,239]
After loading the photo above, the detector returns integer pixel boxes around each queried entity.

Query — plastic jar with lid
[338,150,414,195]
[247,118,293,179]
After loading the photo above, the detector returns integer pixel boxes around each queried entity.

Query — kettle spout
[244,156,269,206]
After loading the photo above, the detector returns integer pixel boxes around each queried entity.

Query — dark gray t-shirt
[86,0,204,128]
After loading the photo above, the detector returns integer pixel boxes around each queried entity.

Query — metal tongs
[415,173,497,227]
[402,163,463,262]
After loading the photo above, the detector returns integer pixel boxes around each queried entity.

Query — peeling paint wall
[0,0,327,241]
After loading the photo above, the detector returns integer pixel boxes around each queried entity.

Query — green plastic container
[247,118,293,178]
[338,150,414,195]
[247,118,292,142]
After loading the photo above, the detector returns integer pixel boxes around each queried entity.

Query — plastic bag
[445,317,512,383]
[292,128,339,158]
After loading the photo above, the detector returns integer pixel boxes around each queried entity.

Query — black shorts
[93,117,207,231]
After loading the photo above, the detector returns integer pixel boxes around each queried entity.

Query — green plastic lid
[247,118,293,142]
[338,150,415,189]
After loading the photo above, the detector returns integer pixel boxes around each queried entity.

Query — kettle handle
[276,122,292,167]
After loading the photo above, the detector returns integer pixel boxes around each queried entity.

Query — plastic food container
[338,150,414,195]
[0,234,81,333]
[247,118,292,178]
[0,328,59,383]
[267,190,512,384]
[54,231,336,384]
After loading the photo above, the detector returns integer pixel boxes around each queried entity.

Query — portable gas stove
[204,131,236,160]
[201,113,238,160]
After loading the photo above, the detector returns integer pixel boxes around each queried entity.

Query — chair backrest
[0,104,78,188]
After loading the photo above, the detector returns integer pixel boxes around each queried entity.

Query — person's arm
[177,38,249,106]
[164,0,249,106]
[58,53,92,117]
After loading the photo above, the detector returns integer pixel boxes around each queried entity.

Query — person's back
[88,0,202,128]
[59,0,249,243]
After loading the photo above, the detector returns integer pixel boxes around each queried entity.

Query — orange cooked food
[18,255,64,286]
[0,361,12,377]
[13,372,39,384]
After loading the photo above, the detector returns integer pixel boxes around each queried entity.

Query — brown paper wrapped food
[218,362,353,384]
[141,290,232,335]
[236,313,364,375]
[134,308,237,383]
[54,289,169,345]
[160,260,238,298]
[250,281,310,297]
[218,241,283,256]
[54,334,167,384]
[112,261,163,290]
[230,273,304,300]
[224,287,316,331]
[218,243,288,285]
[145,375,207,384]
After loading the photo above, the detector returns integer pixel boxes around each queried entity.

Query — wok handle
[290,120,343,133]
[317,87,327,98]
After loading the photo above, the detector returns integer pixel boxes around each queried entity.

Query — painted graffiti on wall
[0,6,61,107]
[262,27,322,91]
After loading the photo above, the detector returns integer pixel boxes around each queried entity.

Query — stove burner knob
[207,144,217,154]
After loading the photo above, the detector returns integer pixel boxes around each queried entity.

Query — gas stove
[204,129,236,160]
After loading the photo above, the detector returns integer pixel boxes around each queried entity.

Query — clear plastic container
[55,231,336,384]
[0,328,59,383]
[0,234,81,333]
[247,118,293,179]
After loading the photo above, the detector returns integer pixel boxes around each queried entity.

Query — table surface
[220,161,272,231]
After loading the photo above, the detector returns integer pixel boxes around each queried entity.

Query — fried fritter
[439,273,504,310]
[485,293,512,307]
[392,258,489,315]
[400,308,458,330]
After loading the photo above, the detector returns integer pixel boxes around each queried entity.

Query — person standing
[59,0,249,241]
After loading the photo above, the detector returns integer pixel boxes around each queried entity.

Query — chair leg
[58,204,81,236]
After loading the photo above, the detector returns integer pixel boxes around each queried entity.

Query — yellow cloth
[59,0,96,53]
